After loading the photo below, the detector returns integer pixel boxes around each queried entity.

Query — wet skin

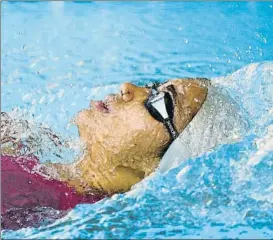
[54,78,209,195]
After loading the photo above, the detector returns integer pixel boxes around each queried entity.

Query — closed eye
[166,84,177,103]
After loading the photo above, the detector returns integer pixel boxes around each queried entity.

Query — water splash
[2,1,273,238]
[2,62,273,239]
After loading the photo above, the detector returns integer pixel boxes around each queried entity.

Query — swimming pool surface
[2,2,273,239]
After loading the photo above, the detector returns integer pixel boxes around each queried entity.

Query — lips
[94,101,110,113]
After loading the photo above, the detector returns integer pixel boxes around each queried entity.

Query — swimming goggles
[145,83,179,140]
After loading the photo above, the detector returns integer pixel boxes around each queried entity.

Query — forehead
[157,78,210,90]
[156,79,187,92]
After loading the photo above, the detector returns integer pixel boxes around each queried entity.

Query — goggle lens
[145,83,178,140]
[145,92,174,123]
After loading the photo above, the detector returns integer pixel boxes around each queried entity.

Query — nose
[120,82,135,102]
[120,82,150,102]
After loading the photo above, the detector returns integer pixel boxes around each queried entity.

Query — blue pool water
[2,2,273,239]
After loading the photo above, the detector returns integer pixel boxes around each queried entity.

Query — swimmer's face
[75,79,208,178]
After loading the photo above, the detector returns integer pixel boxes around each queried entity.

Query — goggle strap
[164,118,179,140]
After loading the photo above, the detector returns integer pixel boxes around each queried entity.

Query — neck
[70,150,160,195]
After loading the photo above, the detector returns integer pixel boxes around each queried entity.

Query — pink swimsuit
[1,155,106,230]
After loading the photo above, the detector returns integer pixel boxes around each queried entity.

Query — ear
[168,78,210,134]
[184,81,208,114]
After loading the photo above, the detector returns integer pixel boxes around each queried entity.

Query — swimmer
[1,78,248,229]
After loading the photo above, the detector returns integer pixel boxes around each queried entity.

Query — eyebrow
[145,81,177,96]
[166,84,177,99]
[145,82,177,102]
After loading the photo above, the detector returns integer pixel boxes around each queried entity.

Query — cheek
[125,108,170,151]
[110,106,167,149]
[78,103,170,154]
[125,105,157,132]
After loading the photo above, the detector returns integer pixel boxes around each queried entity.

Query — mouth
[94,100,110,113]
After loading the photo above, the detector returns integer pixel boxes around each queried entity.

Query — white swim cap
[159,85,249,173]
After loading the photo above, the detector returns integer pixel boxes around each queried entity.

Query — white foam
[176,165,191,182]
[1,109,84,164]
[247,124,273,167]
